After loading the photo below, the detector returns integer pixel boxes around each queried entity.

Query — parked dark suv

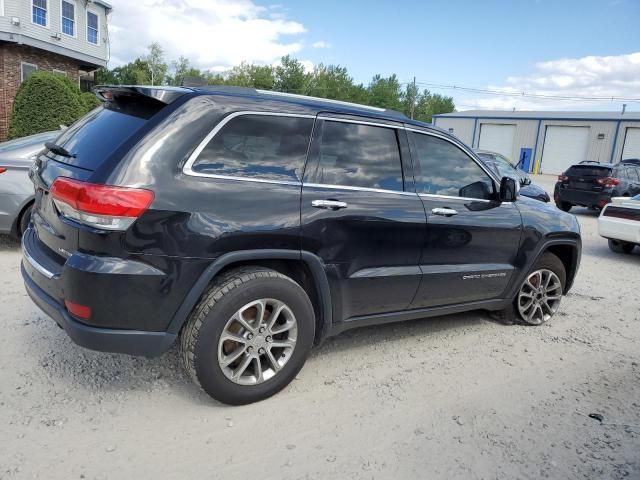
[22,86,581,404]
[554,161,640,211]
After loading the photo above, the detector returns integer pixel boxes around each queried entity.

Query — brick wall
[0,44,80,140]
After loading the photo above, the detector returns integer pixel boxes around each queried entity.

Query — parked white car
[598,195,640,254]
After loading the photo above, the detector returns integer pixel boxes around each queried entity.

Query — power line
[403,81,640,104]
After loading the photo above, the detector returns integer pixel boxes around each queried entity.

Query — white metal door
[478,124,516,161]
[621,128,640,160]
[541,126,590,175]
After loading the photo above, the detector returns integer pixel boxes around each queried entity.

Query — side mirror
[500,176,519,202]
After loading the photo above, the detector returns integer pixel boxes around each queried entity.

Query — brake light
[558,174,568,182]
[0,167,7,174]
[64,300,92,319]
[596,177,620,187]
[50,177,154,230]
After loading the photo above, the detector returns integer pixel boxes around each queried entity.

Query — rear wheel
[18,204,33,236]
[180,267,315,405]
[556,201,572,212]
[608,239,635,254]
[515,253,566,325]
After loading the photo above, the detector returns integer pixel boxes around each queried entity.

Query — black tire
[19,204,33,235]
[608,239,635,254]
[514,252,566,325]
[180,267,315,405]
[556,201,572,212]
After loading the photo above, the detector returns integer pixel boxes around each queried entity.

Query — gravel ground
[1,175,639,480]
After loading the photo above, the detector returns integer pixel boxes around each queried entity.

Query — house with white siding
[0,0,111,139]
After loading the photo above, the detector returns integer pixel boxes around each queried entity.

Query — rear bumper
[598,216,640,244]
[556,187,609,207]
[22,263,176,356]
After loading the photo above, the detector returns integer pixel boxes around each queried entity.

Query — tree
[8,72,85,138]
[368,74,403,110]
[413,90,455,123]
[274,55,310,94]
[168,56,206,86]
[145,42,168,86]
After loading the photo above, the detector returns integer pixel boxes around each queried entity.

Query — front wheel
[556,201,572,212]
[608,239,635,254]
[180,267,315,405]
[515,253,566,325]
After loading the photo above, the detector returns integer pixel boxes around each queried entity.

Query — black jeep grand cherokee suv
[22,86,581,404]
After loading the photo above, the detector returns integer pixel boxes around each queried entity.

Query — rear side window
[50,99,162,170]
[306,120,404,191]
[191,114,314,182]
[565,166,611,177]
[410,133,494,200]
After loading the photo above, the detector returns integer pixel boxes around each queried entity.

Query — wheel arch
[167,250,333,345]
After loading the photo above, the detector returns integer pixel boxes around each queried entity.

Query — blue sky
[109,0,640,111]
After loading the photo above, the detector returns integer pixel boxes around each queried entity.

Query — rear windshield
[46,98,162,170]
[565,166,611,177]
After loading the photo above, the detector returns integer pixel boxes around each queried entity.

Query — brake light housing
[557,174,568,182]
[50,177,154,230]
[596,177,620,188]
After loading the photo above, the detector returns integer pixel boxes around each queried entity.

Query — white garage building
[432,111,640,175]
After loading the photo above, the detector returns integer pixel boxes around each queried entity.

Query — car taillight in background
[50,177,154,231]
[557,174,568,182]
[596,177,620,187]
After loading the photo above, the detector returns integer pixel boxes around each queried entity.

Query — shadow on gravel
[0,234,20,251]
[27,307,497,406]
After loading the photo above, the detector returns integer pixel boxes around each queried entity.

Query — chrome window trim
[318,116,401,129]
[304,182,416,196]
[182,111,316,180]
[22,236,57,279]
[182,111,508,200]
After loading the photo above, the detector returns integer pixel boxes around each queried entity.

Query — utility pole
[410,76,416,119]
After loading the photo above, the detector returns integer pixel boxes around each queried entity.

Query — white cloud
[457,52,640,111]
[312,41,331,49]
[106,0,308,71]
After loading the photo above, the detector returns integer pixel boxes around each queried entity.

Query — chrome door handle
[312,199,348,210]
[431,207,458,217]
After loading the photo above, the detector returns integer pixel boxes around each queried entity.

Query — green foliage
[8,72,85,139]
[80,91,102,113]
[92,43,456,120]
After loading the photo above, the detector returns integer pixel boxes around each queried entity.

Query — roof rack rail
[255,89,404,116]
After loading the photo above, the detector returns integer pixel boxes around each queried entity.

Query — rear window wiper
[45,141,76,158]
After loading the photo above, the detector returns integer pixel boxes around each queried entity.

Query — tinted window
[628,167,640,181]
[51,100,161,170]
[565,166,611,177]
[410,133,494,200]
[307,121,403,191]
[192,115,314,182]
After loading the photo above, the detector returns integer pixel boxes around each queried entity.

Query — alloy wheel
[217,298,298,385]
[517,269,562,325]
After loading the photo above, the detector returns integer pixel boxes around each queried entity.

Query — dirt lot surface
[1,175,639,479]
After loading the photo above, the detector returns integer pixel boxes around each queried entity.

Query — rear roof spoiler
[94,85,191,105]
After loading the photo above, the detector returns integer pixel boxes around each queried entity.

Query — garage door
[478,124,516,161]
[540,126,590,175]
[621,127,640,160]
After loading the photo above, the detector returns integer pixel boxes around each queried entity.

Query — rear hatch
[564,165,612,191]
[29,88,181,262]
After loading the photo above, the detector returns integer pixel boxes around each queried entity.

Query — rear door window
[190,114,314,182]
[48,99,162,170]
[305,120,404,191]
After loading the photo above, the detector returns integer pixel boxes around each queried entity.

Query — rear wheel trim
[517,268,562,325]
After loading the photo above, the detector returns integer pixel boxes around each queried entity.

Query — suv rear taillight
[596,177,620,187]
[557,174,568,182]
[50,177,154,231]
